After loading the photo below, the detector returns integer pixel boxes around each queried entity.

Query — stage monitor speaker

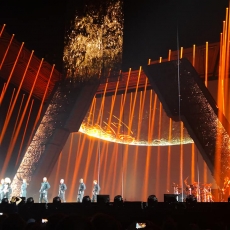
[164,194,178,203]
[97,195,110,204]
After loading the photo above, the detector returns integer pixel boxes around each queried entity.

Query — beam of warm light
[179,122,184,194]
[192,45,196,67]
[127,67,141,137]
[68,133,87,200]
[0,51,34,145]
[16,99,34,166]
[25,63,54,148]
[1,59,43,176]
[159,57,162,63]
[0,24,6,37]
[180,47,183,59]
[156,102,162,197]
[0,34,14,70]
[166,118,172,193]
[205,42,208,87]
[5,88,16,121]
[148,59,151,65]
[191,143,195,184]
[168,49,171,61]
[0,41,24,104]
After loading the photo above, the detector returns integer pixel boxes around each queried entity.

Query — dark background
[0,0,228,72]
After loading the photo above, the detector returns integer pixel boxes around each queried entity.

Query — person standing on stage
[0,179,5,202]
[39,177,50,203]
[20,179,28,198]
[58,179,67,202]
[92,180,100,202]
[77,178,86,203]
[3,177,12,200]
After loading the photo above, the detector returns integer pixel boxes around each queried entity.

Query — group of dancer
[0,177,100,204]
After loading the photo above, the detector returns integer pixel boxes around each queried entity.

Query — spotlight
[82,196,91,204]
[26,197,34,204]
[53,196,61,204]
[1,198,9,204]
[147,195,158,208]
[114,195,123,208]
[185,195,197,207]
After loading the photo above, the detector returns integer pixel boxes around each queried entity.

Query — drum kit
[172,182,214,202]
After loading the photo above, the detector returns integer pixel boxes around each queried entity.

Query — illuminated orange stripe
[192,45,196,67]
[116,69,131,137]
[205,42,208,87]
[65,133,74,186]
[179,122,184,189]
[168,49,171,61]
[0,41,24,104]
[155,102,162,196]
[0,34,14,70]
[180,47,183,59]
[16,99,34,166]
[166,118,172,193]
[191,143,195,184]
[69,133,87,201]
[0,24,6,37]
[5,88,16,120]
[26,63,55,147]
[148,59,151,65]
[1,59,43,176]
[0,51,34,144]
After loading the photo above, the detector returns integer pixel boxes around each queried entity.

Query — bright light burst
[63,0,123,81]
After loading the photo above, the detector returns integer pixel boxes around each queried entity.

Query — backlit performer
[3,177,12,200]
[77,178,86,203]
[92,180,100,202]
[20,179,28,198]
[58,179,67,202]
[0,179,4,202]
[39,177,50,203]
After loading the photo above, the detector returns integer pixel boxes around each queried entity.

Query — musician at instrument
[0,179,4,203]
[77,178,86,203]
[58,179,67,202]
[92,180,100,202]
[3,177,12,200]
[20,179,28,198]
[222,176,230,201]
[39,177,50,203]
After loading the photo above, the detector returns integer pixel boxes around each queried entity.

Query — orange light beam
[191,143,195,184]
[0,34,14,70]
[205,42,208,87]
[16,99,34,166]
[0,41,24,104]
[96,82,108,124]
[107,78,120,131]
[166,118,172,193]
[179,122,184,198]
[0,51,34,144]
[116,69,131,137]
[159,57,162,63]
[180,47,183,59]
[26,64,55,147]
[5,88,16,121]
[148,59,151,65]
[168,49,171,61]
[1,59,43,176]
[192,45,196,67]
[156,102,162,196]
[127,66,141,136]
[0,24,6,37]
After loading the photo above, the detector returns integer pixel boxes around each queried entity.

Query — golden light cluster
[63,0,123,81]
